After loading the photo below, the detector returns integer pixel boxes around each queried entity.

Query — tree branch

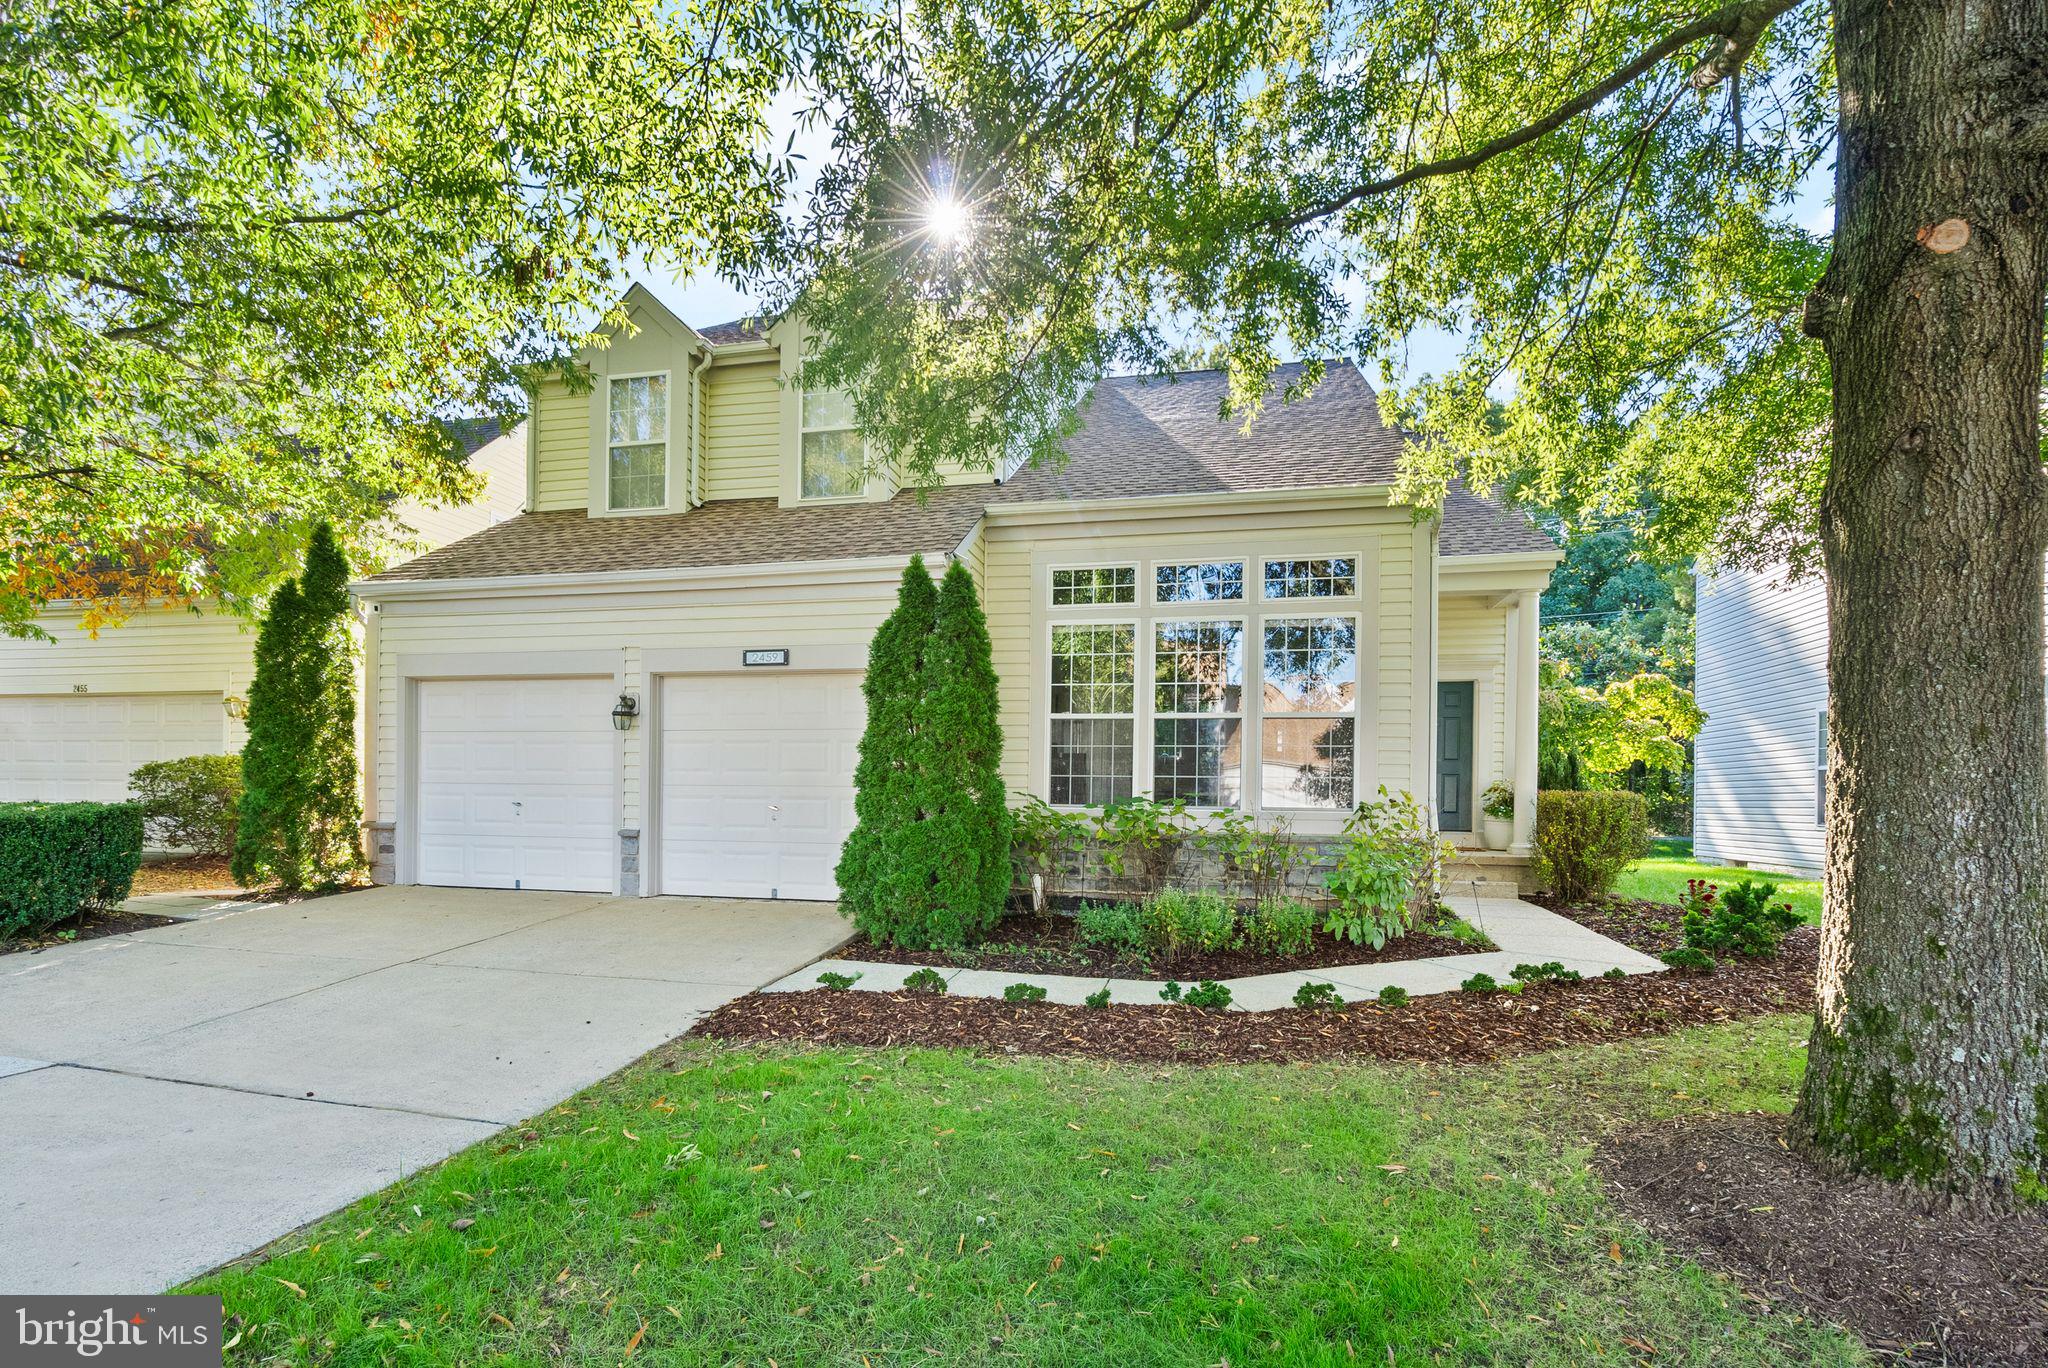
[1263,0,1801,231]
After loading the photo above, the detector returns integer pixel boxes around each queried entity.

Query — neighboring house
[0,422,529,804]
[353,284,1561,897]
[1693,563,1829,877]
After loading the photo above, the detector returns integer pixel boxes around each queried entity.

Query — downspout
[689,345,714,508]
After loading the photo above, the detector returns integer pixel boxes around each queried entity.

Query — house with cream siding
[353,285,1560,897]
[0,422,529,805]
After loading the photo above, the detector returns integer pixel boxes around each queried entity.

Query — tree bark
[1795,0,2048,1203]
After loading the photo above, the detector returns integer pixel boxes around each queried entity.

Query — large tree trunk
[1795,0,2048,1203]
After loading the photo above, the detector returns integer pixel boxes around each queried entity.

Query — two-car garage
[407,670,864,901]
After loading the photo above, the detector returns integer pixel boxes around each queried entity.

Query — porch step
[1441,877,1525,900]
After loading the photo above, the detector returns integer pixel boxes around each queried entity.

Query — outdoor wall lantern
[611,692,639,731]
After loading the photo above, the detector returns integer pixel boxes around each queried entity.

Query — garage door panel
[0,692,225,803]
[658,673,863,901]
[413,677,616,893]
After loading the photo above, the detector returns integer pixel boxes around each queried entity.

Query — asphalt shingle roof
[368,359,1553,583]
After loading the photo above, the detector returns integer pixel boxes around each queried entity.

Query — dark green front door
[1437,681,1474,832]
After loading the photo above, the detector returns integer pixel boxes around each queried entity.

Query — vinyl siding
[532,380,591,512]
[384,425,530,552]
[702,361,781,501]
[1439,596,1510,795]
[1693,564,1828,877]
[0,605,254,754]
[981,501,1426,829]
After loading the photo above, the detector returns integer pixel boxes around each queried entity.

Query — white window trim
[1049,561,1142,609]
[1153,559,1250,607]
[1046,618,1140,808]
[1151,615,1249,812]
[795,384,869,504]
[1257,611,1363,813]
[604,370,671,515]
[1258,553,1361,602]
[1039,552,1365,818]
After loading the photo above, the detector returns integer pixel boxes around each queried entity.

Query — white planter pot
[1480,816,1513,851]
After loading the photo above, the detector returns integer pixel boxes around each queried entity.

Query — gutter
[348,551,950,603]
[982,483,1397,523]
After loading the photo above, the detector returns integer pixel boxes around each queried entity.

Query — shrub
[128,754,241,855]
[1083,987,1112,1009]
[1202,810,1311,904]
[1074,900,1146,954]
[1013,797,1088,905]
[1683,878,1802,957]
[1376,984,1410,1007]
[817,970,862,990]
[1093,795,1193,892]
[1660,947,1717,974]
[1510,961,1583,986]
[1322,788,1453,947]
[1293,981,1344,1009]
[838,560,937,944]
[234,524,365,892]
[902,968,948,995]
[1144,889,1236,956]
[1161,979,1231,1009]
[1002,982,1048,1003]
[1602,966,1627,980]
[1460,972,1501,993]
[1530,790,1650,901]
[1480,781,1515,823]
[1237,895,1317,956]
[0,802,145,938]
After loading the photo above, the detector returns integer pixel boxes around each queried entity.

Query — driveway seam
[51,1062,510,1128]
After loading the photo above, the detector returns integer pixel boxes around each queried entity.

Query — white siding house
[1693,564,1829,877]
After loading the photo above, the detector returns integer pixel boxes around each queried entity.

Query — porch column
[1511,589,1540,849]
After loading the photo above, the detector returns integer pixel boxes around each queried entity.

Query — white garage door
[415,677,617,892]
[0,693,225,802]
[658,673,864,900]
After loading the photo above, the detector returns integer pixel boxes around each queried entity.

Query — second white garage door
[658,673,864,900]
[0,693,227,803]
[415,677,617,892]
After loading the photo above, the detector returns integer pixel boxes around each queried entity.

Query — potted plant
[1480,782,1516,850]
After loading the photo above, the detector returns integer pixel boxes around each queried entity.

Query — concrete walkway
[0,886,846,1295]
[764,895,1663,1010]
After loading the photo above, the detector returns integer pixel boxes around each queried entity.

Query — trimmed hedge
[1531,789,1650,901]
[129,753,241,855]
[0,801,145,938]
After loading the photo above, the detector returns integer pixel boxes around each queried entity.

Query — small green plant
[1460,972,1501,993]
[1012,797,1090,904]
[1237,895,1317,956]
[1422,909,1493,949]
[1293,981,1344,1009]
[1144,889,1237,956]
[1177,980,1233,1009]
[1322,788,1454,948]
[1660,947,1718,973]
[817,971,862,991]
[1159,980,1182,1002]
[1092,794,1194,891]
[1480,781,1515,823]
[1083,986,1112,1008]
[1377,984,1410,1007]
[1510,961,1583,986]
[1603,966,1627,980]
[1201,810,1312,904]
[902,968,949,995]
[1682,878,1801,958]
[1074,900,1147,954]
[1003,982,1049,1003]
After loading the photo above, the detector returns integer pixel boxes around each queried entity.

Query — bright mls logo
[2,1297,220,1365]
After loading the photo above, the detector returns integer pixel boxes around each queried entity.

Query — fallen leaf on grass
[487,1313,513,1330]
[450,1218,476,1232]
[273,1279,306,1299]
[625,1322,647,1355]
[1608,1242,1623,1262]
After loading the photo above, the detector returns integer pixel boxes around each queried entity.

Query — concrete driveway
[0,886,846,1294]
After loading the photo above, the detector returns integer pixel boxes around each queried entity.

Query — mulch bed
[1530,893,1690,954]
[837,914,1488,979]
[0,907,178,956]
[131,853,240,896]
[693,931,1817,1065]
[1598,1112,2048,1365]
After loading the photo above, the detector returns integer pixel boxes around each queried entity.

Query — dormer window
[607,373,668,511]
[800,388,864,499]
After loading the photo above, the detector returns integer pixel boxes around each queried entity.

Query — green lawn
[1617,837,1824,923]
[192,1020,1863,1365]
